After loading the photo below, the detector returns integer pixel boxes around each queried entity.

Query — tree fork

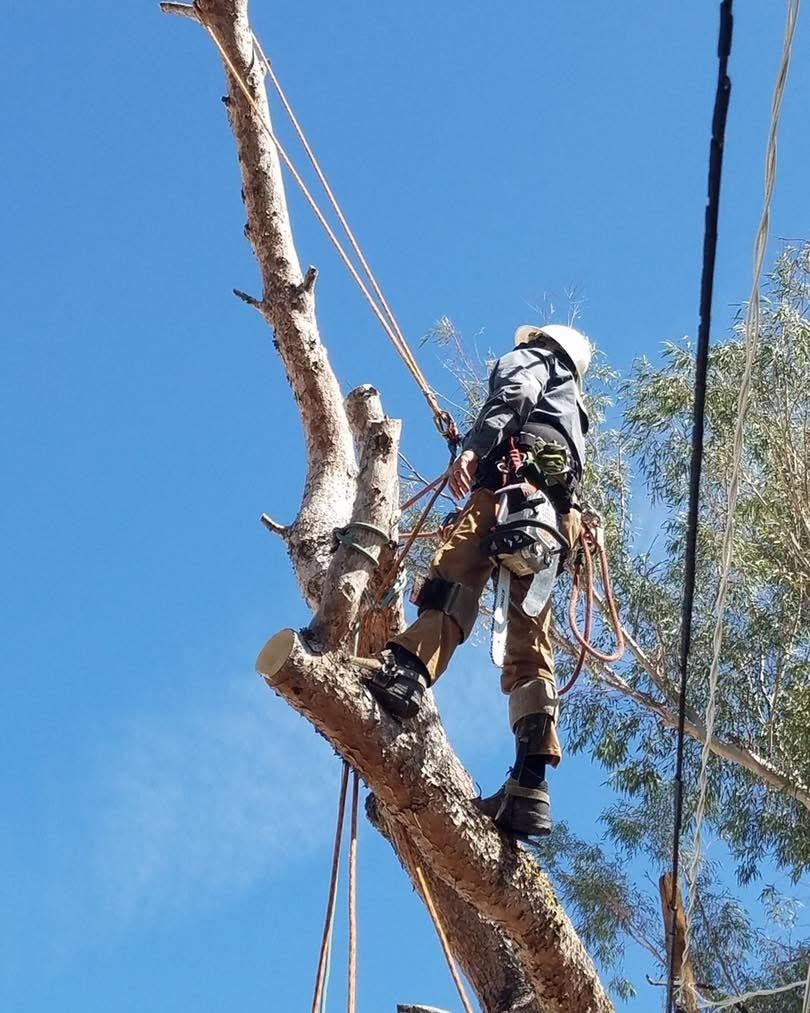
[163,0,614,1008]
[257,629,612,1012]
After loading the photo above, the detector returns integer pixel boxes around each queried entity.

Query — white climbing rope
[693,972,809,1010]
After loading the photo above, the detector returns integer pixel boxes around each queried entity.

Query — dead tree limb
[164,0,357,609]
[162,2,613,1009]
[257,630,612,1012]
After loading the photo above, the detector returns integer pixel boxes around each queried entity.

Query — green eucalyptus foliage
[417,245,810,1006]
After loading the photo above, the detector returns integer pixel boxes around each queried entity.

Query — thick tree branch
[257,631,613,1013]
[369,796,544,1013]
[165,0,357,607]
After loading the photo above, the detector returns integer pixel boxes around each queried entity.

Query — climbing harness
[486,484,568,666]
[483,438,569,666]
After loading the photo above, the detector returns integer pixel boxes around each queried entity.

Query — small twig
[260,513,288,538]
[159,2,200,21]
[398,452,454,507]
[234,288,265,311]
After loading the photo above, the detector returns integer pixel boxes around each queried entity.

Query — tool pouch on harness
[518,437,579,509]
[410,577,479,642]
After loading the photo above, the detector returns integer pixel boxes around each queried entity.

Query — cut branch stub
[257,629,613,1013]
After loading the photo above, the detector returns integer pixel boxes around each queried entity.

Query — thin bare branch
[552,632,810,811]
[259,513,288,538]
[233,287,264,310]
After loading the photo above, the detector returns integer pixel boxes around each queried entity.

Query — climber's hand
[448,451,478,500]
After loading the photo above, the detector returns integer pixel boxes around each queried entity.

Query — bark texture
[163,2,614,1009]
[309,386,400,651]
[369,797,543,1013]
[168,0,357,608]
[257,630,612,1013]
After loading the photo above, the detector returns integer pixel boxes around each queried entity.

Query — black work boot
[365,645,429,720]
[474,714,552,839]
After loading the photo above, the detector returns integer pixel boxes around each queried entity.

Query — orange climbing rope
[347,768,360,1013]
[400,834,475,1013]
[559,514,626,696]
[311,762,349,1013]
[312,760,476,1011]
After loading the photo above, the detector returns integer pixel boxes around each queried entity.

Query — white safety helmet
[514,324,593,384]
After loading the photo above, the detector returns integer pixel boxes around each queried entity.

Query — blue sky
[2,3,809,1011]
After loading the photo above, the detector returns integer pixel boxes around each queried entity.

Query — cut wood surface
[257,630,612,1012]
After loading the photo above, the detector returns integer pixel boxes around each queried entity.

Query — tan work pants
[392,488,579,766]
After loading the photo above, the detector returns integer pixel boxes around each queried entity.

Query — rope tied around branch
[333,521,393,566]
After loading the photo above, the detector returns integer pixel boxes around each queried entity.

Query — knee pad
[411,577,479,642]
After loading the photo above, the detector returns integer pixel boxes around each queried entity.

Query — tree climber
[367,324,592,839]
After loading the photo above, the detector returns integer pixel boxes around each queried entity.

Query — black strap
[412,577,479,641]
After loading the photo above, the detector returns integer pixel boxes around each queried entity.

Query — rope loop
[559,512,626,696]
[433,410,461,453]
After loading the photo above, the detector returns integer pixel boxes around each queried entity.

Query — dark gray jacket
[461,345,589,479]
